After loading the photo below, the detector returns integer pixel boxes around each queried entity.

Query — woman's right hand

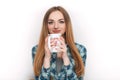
[44,35,51,59]
[43,35,51,68]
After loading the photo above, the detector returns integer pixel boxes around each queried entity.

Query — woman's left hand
[56,36,70,65]
[56,37,67,56]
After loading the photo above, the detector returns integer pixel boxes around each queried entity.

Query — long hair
[34,6,84,77]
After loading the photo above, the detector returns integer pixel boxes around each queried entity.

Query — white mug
[48,34,61,52]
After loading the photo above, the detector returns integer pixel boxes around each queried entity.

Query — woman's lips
[53,30,61,33]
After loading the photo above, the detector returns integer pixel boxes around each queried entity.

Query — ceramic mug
[48,34,61,52]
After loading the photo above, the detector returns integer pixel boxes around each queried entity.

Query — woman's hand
[43,35,51,68]
[44,35,51,59]
[57,37,67,57]
[56,36,70,65]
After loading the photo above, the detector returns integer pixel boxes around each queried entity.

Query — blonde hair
[34,6,84,77]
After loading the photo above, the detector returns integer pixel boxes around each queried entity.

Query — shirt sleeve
[78,44,87,66]
[63,62,78,80]
[32,45,51,80]
[32,45,38,64]
[63,43,87,80]
[39,67,51,80]
[77,44,87,80]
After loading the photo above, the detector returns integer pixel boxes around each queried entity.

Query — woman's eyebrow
[48,19,54,21]
[48,18,64,21]
[59,19,65,21]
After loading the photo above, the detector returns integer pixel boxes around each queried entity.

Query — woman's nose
[54,22,59,28]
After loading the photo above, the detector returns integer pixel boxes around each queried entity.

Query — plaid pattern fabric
[32,43,87,80]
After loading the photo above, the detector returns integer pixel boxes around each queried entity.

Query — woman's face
[47,11,66,35]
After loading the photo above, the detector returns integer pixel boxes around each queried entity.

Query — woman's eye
[59,21,65,24]
[48,21,53,24]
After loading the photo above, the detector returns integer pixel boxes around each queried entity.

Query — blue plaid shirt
[32,43,87,80]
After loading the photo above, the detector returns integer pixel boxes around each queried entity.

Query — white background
[0,0,120,80]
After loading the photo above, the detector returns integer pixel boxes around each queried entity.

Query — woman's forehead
[48,11,64,20]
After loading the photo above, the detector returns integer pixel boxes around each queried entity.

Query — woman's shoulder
[75,42,87,56]
[32,45,38,62]
[75,42,87,50]
[75,43,87,65]
[32,45,38,55]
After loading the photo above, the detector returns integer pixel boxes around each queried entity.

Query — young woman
[32,6,87,80]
